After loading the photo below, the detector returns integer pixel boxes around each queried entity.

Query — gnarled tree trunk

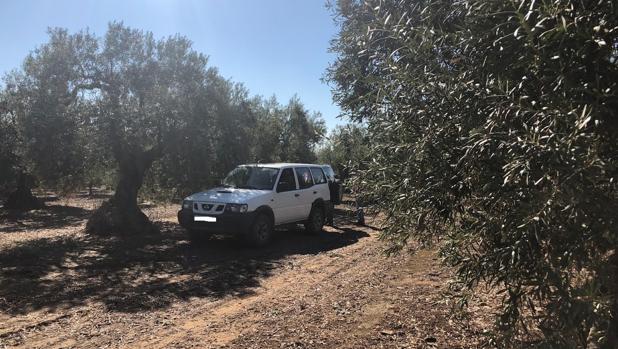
[85,147,159,235]
[5,172,43,210]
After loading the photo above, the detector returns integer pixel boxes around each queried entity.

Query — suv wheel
[246,214,273,246]
[305,206,324,234]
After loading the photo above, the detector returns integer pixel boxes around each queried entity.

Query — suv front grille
[193,201,224,214]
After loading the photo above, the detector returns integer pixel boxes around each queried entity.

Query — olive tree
[83,23,211,234]
[328,0,617,347]
[1,28,90,209]
[150,75,258,197]
[0,95,19,196]
[249,96,286,163]
[14,23,210,233]
[280,97,326,163]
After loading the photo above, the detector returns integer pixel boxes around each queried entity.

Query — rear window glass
[322,166,335,182]
[310,167,326,184]
[294,167,314,189]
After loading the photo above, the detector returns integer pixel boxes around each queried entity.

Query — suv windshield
[222,166,279,190]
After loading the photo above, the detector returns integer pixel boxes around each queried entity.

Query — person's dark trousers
[326,201,334,226]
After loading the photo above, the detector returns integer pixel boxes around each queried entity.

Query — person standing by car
[321,165,342,226]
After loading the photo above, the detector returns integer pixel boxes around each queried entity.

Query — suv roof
[239,163,327,169]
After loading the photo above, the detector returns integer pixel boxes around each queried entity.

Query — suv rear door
[309,167,330,201]
[293,167,315,219]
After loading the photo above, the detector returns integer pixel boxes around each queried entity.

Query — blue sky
[0,0,344,130]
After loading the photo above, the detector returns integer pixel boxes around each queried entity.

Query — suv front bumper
[177,208,256,235]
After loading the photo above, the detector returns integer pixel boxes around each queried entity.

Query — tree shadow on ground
[332,206,383,232]
[0,213,369,315]
[0,204,92,233]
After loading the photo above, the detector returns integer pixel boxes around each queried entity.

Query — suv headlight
[225,203,248,213]
[182,200,193,209]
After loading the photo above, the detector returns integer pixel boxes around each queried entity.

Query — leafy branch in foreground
[328,0,617,347]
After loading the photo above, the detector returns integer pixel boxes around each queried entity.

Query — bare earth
[0,195,494,348]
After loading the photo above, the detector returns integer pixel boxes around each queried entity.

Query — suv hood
[186,187,270,204]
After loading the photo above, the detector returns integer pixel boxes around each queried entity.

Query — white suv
[178,163,334,246]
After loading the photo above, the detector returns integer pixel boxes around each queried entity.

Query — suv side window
[294,167,314,189]
[322,166,335,182]
[277,168,297,192]
[310,167,326,184]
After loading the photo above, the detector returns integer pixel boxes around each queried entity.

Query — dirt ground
[0,194,495,348]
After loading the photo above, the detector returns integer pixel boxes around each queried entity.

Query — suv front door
[272,167,302,224]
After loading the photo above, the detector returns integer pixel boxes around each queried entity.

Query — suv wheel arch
[311,198,325,213]
[305,200,326,234]
[254,205,275,225]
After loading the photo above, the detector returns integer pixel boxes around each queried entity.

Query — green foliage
[317,123,368,180]
[148,92,326,200]
[2,28,90,191]
[0,96,19,194]
[328,0,617,346]
[280,97,326,163]
[250,96,286,163]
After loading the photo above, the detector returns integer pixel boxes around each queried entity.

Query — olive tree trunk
[85,147,159,235]
[5,172,43,210]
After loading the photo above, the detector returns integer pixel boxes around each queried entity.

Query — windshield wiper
[237,185,257,189]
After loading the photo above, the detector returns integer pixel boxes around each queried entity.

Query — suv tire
[305,205,325,234]
[246,214,273,246]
